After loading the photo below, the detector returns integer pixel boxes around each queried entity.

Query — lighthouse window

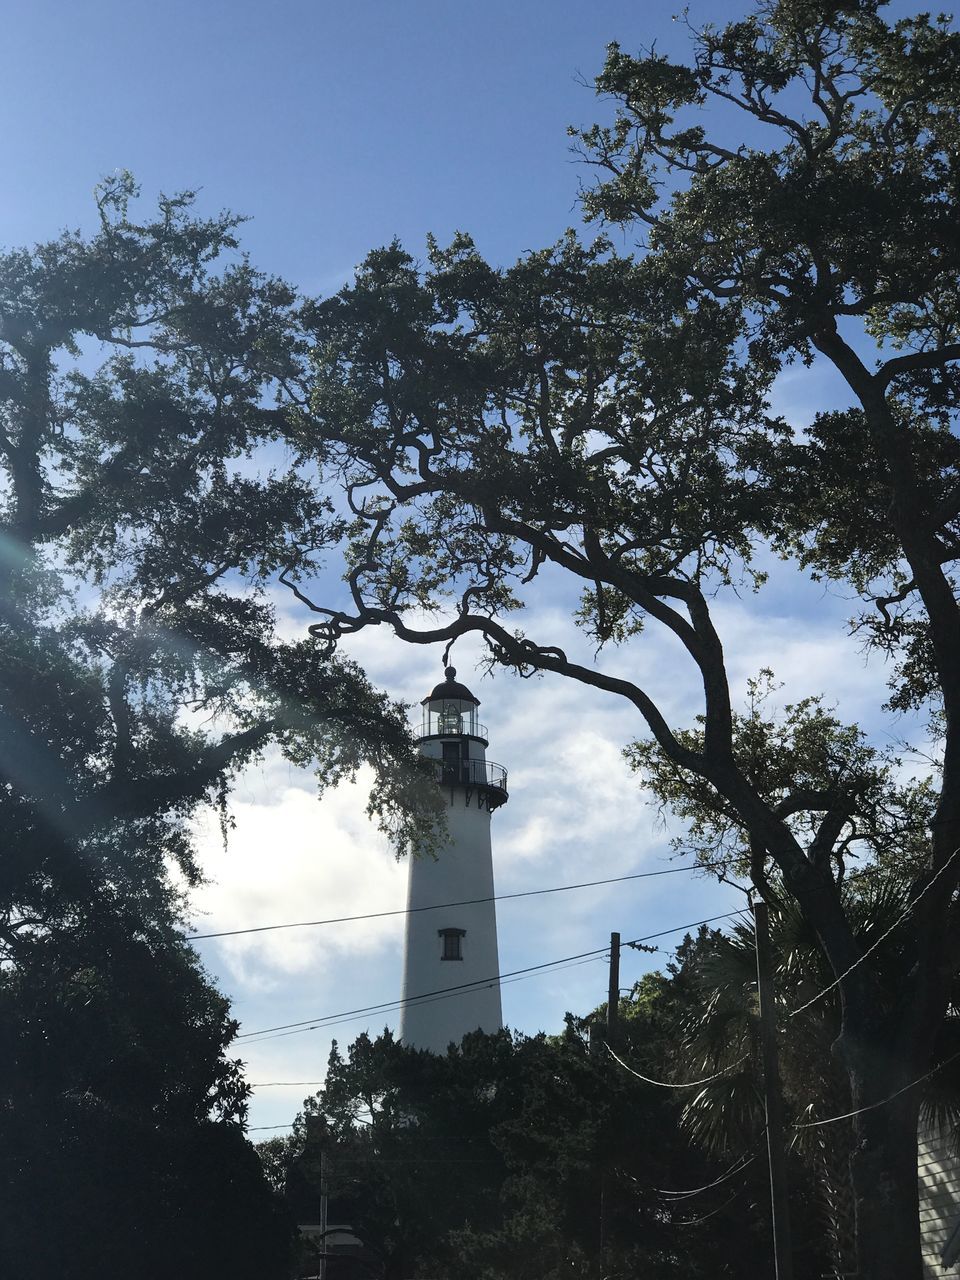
[439,928,465,961]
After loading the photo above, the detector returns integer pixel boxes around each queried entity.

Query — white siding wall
[920,1117,960,1276]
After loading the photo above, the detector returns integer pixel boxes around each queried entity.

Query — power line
[238,952,614,1042]
[661,1161,754,1200]
[243,955,608,1047]
[190,863,710,941]
[238,913,738,1041]
[673,1189,742,1226]
[242,955,607,1048]
[786,846,960,1020]
[236,911,741,1042]
[240,955,607,1047]
[307,1155,500,1165]
[792,1047,960,1129]
[606,1042,751,1090]
[251,1081,327,1088]
[655,1142,762,1200]
[244,1135,500,1162]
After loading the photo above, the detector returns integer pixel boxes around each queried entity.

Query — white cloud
[190,539,927,1131]
[191,774,406,991]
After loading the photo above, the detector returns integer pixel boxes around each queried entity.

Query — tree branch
[879,343,960,389]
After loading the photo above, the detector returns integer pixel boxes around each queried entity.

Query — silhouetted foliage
[278,1015,776,1279]
[291,5,960,1274]
[0,177,438,1277]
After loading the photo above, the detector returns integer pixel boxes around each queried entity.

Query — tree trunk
[816,1130,856,1278]
[848,1086,921,1280]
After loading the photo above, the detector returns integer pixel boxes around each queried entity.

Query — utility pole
[753,898,794,1280]
[606,931,621,1045]
[598,931,622,1280]
[318,1148,328,1280]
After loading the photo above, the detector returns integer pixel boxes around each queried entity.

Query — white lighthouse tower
[399,666,508,1053]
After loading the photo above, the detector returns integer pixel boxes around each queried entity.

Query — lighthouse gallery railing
[427,757,508,794]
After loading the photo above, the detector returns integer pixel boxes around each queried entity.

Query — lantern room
[418,665,487,742]
[416,666,507,806]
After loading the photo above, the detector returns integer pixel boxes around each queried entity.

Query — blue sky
[3,0,705,268]
[4,1,936,1132]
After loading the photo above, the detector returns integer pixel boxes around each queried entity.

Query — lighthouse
[399,666,508,1053]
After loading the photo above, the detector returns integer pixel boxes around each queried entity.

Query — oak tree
[0,176,434,1276]
[292,5,960,1274]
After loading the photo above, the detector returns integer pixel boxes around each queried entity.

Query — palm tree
[648,888,960,1279]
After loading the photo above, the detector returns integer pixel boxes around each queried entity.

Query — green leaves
[303,225,781,665]
[289,11,960,1272]
[626,670,935,885]
[576,4,960,385]
[293,1023,761,1278]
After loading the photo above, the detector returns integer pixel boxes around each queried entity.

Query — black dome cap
[421,665,480,706]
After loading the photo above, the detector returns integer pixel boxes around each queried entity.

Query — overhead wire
[786,846,960,1020]
[308,1155,500,1164]
[246,886,960,1163]
[655,1145,761,1200]
[606,920,960,1133]
[605,1042,751,1089]
[239,955,610,1046]
[240,953,608,1046]
[673,1190,742,1226]
[240,957,604,1044]
[243,1129,502,1159]
[190,862,718,941]
[791,1047,960,1129]
[235,911,741,1042]
[251,1081,327,1088]
[661,1162,754,1200]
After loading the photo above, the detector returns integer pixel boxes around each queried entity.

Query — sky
[2,0,935,1133]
